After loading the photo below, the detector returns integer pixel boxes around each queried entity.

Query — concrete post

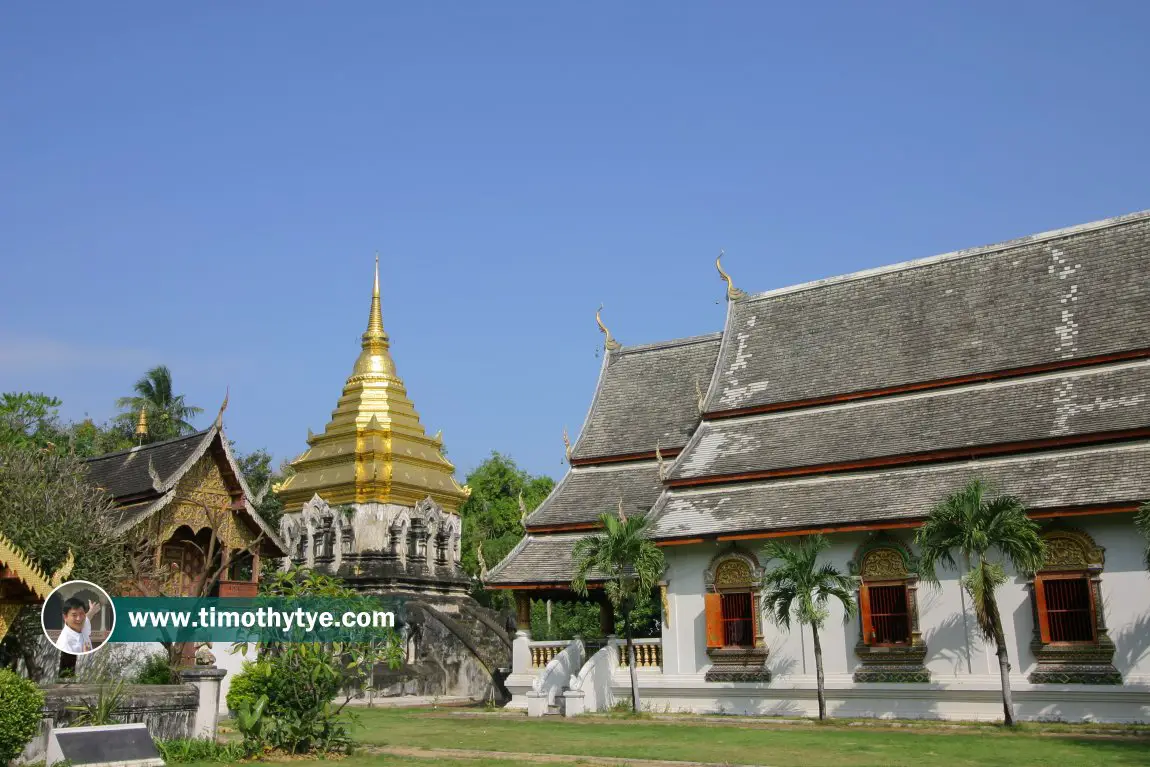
[562,689,586,717]
[179,667,227,740]
[512,630,532,675]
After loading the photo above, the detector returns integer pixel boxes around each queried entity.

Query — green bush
[156,737,246,763]
[134,653,176,685]
[224,660,260,713]
[0,668,44,763]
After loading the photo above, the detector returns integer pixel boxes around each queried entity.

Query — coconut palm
[1135,500,1150,571]
[571,503,664,713]
[115,365,203,442]
[914,479,1045,726]
[760,534,856,721]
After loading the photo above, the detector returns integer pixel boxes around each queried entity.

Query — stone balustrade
[617,638,662,669]
[529,640,568,668]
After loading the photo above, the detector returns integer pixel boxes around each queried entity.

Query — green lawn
[195,707,1150,767]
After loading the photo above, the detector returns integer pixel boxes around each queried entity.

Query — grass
[193,707,1150,766]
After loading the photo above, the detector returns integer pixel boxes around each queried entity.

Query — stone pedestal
[562,689,586,717]
[179,667,226,740]
[526,690,549,717]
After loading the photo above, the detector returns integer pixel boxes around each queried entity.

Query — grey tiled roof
[672,360,1150,480]
[649,441,1150,540]
[705,212,1150,414]
[485,533,602,585]
[571,334,721,461]
[526,461,664,528]
[83,431,209,502]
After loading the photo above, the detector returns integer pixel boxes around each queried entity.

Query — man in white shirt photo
[56,597,101,654]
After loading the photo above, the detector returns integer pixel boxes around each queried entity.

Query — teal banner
[109,596,406,643]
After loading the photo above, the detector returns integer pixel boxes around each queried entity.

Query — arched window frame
[703,549,764,650]
[1027,527,1120,685]
[848,534,930,683]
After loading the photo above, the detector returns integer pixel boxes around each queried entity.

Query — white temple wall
[654,514,1150,721]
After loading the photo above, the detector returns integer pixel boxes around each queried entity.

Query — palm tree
[760,534,856,721]
[914,479,1045,727]
[115,365,203,442]
[571,503,664,713]
[1135,501,1150,571]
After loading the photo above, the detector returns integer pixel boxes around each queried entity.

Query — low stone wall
[17,683,197,764]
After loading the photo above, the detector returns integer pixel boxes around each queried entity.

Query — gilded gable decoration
[704,547,762,592]
[1039,528,1105,572]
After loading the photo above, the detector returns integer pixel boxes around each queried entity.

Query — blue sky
[2,3,1148,482]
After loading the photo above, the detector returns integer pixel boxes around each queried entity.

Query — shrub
[224,660,261,713]
[134,653,176,685]
[156,738,246,763]
[0,668,44,763]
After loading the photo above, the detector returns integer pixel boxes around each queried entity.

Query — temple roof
[649,441,1150,541]
[485,533,604,585]
[671,359,1150,482]
[82,422,286,554]
[276,258,469,513]
[703,211,1150,415]
[525,461,664,528]
[571,333,721,461]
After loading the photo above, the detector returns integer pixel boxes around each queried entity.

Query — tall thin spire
[365,252,387,341]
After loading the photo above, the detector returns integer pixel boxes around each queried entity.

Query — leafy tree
[67,417,136,458]
[1136,501,1150,572]
[114,365,203,442]
[0,444,128,676]
[458,452,554,609]
[233,445,289,528]
[760,535,856,721]
[914,479,1045,727]
[571,507,664,713]
[0,392,67,450]
[0,669,44,763]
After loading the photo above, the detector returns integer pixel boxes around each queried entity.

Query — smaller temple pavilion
[83,407,286,602]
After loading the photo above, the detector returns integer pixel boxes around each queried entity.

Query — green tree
[114,365,203,442]
[458,452,554,609]
[759,535,856,721]
[1136,501,1150,572]
[0,392,66,450]
[914,479,1045,726]
[0,444,128,675]
[233,445,290,528]
[571,506,664,713]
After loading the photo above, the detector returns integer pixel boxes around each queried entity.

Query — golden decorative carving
[714,558,753,588]
[715,250,748,301]
[1041,529,1104,571]
[0,603,23,645]
[596,304,622,351]
[860,548,909,580]
[156,455,253,551]
[660,583,670,628]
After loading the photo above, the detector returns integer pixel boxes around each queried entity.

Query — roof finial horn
[716,250,748,301]
[596,304,622,351]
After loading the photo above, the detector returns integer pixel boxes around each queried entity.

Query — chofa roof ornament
[716,250,748,301]
[596,304,622,351]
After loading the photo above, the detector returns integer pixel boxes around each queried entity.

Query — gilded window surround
[703,546,770,682]
[1027,527,1121,685]
[848,534,929,683]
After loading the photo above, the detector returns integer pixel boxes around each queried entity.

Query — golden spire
[350,254,398,381]
[135,406,148,442]
[276,254,470,514]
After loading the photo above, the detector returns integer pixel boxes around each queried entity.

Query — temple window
[702,549,770,682]
[1027,528,1120,684]
[848,536,929,682]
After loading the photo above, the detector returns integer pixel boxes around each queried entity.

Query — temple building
[490,210,1150,722]
[277,259,510,700]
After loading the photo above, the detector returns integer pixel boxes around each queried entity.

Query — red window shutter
[1034,578,1051,644]
[705,592,724,648]
[858,585,873,645]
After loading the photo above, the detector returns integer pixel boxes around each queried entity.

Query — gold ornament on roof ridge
[563,426,572,461]
[596,304,622,351]
[716,250,748,301]
[135,406,149,440]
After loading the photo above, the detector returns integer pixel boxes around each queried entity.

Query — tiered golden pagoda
[276,258,470,513]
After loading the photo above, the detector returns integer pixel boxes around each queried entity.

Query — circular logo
[41,580,116,656]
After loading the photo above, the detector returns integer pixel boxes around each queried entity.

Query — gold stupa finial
[135,406,148,442]
[350,254,398,381]
[716,250,748,301]
[596,304,622,351]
